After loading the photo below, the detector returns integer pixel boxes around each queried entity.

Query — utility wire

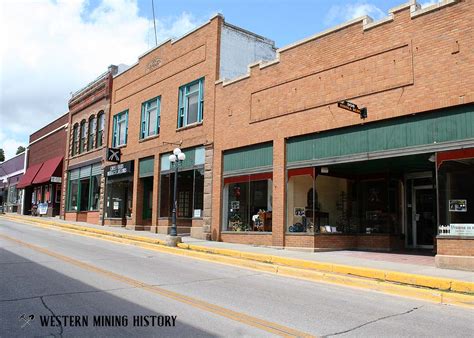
[151,0,158,46]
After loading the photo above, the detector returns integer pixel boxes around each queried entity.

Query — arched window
[96,111,105,148]
[88,115,96,151]
[72,123,79,156]
[79,120,86,153]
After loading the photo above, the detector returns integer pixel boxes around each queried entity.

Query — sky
[0,0,439,161]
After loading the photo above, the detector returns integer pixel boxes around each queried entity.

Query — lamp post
[167,147,186,245]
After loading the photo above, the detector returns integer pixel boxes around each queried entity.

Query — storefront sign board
[449,223,474,236]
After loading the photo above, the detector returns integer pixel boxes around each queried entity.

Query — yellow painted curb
[2,215,473,299]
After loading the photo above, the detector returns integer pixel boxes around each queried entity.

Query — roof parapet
[218,0,461,87]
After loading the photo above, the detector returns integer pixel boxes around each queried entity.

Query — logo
[146,57,162,72]
[19,314,35,328]
[107,148,121,163]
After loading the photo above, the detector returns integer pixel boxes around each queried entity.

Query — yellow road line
[2,216,473,308]
[0,233,315,338]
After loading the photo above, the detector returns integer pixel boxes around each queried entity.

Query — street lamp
[167,147,186,244]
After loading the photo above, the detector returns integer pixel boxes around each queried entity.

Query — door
[413,186,435,248]
[142,177,153,220]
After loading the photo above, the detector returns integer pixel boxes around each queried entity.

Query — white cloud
[420,0,439,8]
[324,2,385,26]
[0,0,201,160]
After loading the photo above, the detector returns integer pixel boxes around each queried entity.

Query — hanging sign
[107,147,121,163]
[337,100,367,119]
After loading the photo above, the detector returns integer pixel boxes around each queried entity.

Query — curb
[2,215,473,304]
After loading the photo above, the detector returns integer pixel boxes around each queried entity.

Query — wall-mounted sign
[51,176,62,183]
[38,203,48,215]
[105,161,133,177]
[337,100,367,119]
[107,147,121,163]
[449,199,467,212]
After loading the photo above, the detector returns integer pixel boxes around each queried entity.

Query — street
[0,218,472,337]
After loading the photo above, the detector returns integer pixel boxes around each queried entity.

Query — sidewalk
[2,214,473,293]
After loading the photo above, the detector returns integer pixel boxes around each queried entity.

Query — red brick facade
[211,1,473,249]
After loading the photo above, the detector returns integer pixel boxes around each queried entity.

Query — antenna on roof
[151,0,158,46]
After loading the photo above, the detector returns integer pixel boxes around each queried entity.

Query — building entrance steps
[2,214,473,298]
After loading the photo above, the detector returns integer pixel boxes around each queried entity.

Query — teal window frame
[66,168,101,212]
[112,110,128,147]
[177,78,204,128]
[140,96,161,139]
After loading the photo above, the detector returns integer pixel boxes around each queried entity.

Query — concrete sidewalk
[1,213,473,293]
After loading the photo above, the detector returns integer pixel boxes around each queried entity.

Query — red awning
[16,163,43,189]
[33,156,63,184]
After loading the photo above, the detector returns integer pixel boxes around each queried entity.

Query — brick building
[62,66,118,224]
[0,152,25,213]
[17,113,68,216]
[210,0,473,269]
[105,15,275,238]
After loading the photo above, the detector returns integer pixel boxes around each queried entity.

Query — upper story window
[178,78,204,128]
[79,120,86,153]
[88,116,96,151]
[97,111,104,148]
[72,124,79,156]
[112,110,128,147]
[141,96,161,139]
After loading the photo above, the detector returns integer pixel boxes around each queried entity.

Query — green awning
[139,157,154,178]
[223,142,273,175]
[287,105,474,167]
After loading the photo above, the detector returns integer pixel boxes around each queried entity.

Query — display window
[105,179,133,218]
[223,173,272,232]
[286,167,401,234]
[160,169,204,218]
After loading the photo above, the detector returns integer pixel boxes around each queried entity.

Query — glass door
[413,186,435,248]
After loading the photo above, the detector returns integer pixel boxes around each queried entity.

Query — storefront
[0,152,26,214]
[157,147,205,234]
[65,162,102,223]
[220,143,274,245]
[284,104,474,251]
[436,147,474,270]
[104,161,133,226]
[18,156,64,217]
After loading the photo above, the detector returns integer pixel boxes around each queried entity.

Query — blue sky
[0,0,437,160]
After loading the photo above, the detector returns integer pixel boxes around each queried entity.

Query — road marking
[2,216,472,309]
[0,233,315,338]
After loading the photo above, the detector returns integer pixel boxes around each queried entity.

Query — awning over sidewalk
[33,156,63,184]
[16,163,43,189]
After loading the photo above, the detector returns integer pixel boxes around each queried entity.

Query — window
[72,124,78,156]
[223,177,272,232]
[177,78,204,128]
[106,179,133,218]
[160,169,204,218]
[79,120,86,153]
[96,112,105,148]
[67,165,101,212]
[112,110,128,147]
[141,97,160,139]
[88,116,96,151]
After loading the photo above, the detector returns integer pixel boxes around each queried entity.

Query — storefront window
[69,180,79,210]
[160,169,204,218]
[223,175,272,232]
[286,167,401,234]
[106,179,133,218]
[79,178,90,211]
[67,165,101,212]
[438,158,474,232]
[90,176,101,210]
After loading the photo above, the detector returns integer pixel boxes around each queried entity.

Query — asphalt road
[0,218,472,337]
